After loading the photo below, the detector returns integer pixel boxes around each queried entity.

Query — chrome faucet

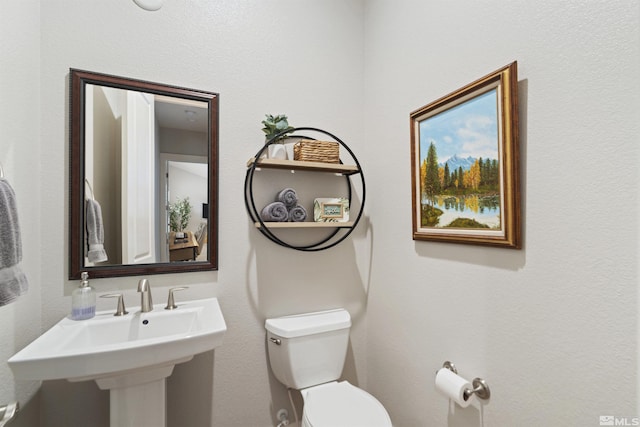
[137,279,153,312]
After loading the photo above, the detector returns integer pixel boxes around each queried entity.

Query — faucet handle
[165,287,189,310]
[100,294,128,316]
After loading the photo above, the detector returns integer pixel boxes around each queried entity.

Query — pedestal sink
[8,297,226,427]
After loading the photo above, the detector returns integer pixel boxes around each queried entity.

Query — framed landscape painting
[410,61,521,248]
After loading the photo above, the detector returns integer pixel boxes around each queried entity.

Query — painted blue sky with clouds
[419,88,499,164]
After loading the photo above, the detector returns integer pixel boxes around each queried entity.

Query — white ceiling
[154,95,208,133]
[168,161,207,178]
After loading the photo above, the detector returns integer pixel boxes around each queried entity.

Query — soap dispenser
[71,272,96,320]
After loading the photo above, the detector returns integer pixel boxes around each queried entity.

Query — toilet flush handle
[269,337,281,345]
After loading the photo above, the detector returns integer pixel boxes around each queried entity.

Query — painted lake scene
[418,88,502,230]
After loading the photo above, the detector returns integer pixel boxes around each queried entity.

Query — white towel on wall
[0,178,29,307]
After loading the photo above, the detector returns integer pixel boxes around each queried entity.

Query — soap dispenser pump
[71,272,96,320]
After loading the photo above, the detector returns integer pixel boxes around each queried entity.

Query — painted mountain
[439,154,476,171]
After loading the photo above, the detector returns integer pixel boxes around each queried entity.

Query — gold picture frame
[410,62,521,248]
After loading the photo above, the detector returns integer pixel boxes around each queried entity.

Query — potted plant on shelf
[261,114,295,159]
[169,197,192,240]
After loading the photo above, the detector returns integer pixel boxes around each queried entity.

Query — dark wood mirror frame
[69,69,219,279]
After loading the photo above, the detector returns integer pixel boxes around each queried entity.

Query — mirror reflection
[70,69,218,279]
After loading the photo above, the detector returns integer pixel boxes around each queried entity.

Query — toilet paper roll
[435,368,473,408]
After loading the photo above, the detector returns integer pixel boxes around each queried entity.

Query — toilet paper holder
[441,361,491,401]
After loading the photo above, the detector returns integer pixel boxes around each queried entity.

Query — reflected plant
[169,197,192,232]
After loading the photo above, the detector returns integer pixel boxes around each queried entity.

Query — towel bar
[0,401,19,427]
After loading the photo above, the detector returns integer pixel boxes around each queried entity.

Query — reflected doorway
[160,155,208,262]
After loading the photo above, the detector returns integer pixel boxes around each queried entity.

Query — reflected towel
[288,205,307,222]
[260,202,288,222]
[277,188,298,208]
[86,198,108,263]
[0,178,29,306]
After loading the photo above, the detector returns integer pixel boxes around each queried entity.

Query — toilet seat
[301,381,392,427]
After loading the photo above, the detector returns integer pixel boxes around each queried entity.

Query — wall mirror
[69,69,218,279]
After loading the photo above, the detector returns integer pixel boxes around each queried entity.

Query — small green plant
[169,197,192,232]
[261,114,295,143]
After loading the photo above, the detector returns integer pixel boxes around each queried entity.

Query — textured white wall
[2,1,638,426]
[36,1,366,426]
[0,0,43,413]
[362,1,639,426]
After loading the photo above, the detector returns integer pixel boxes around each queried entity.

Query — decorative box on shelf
[293,140,339,163]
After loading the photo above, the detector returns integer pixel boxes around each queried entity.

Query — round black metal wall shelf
[244,127,366,251]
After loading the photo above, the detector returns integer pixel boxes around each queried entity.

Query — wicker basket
[293,140,340,163]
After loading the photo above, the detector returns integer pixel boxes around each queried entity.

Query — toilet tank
[265,309,351,390]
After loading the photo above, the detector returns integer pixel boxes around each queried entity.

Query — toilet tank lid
[265,309,351,338]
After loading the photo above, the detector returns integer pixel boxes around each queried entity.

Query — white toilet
[265,308,392,427]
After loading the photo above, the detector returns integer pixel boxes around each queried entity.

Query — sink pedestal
[106,378,167,427]
[109,378,167,427]
[81,358,191,427]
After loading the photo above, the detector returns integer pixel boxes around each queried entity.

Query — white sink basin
[8,297,226,382]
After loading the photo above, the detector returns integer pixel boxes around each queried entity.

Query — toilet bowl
[265,309,391,427]
[300,381,391,427]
